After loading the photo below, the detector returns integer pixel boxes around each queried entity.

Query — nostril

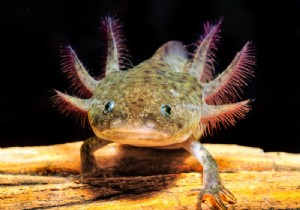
[146,120,156,128]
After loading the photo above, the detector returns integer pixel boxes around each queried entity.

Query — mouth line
[103,128,169,139]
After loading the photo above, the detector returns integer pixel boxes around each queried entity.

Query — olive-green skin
[88,59,203,147]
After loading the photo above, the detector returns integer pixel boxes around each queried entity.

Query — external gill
[203,42,255,105]
[184,18,222,82]
[200,100,251,136]
[60,45,99,97]
[53,16,126,126]
[101,16,130,75]
[51,90,91,127]
[184,19,255,135]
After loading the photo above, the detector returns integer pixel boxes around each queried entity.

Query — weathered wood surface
[0,141,299,209]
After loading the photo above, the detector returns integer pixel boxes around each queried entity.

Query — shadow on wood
[0,142,299,209]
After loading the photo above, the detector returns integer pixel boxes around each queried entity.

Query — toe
[213,194,228,210]
[220,187,237,204]
[197,185,236,209]
[198,192,228,210]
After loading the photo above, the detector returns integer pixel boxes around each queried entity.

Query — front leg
[181,138,237,210]
[80,136,110,176]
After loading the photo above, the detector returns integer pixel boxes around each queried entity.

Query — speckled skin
[89,59,202,147]
[53,17,255,210]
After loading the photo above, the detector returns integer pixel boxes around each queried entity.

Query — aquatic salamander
[52,17,255,209]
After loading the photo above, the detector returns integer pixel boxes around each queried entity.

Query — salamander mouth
[102,128,169,140]
[92,127,191,147]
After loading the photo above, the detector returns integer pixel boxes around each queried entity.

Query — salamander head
[88,62,202,147]
[52,17,254,147]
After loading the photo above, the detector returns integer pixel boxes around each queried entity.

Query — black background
[0,0,299,153]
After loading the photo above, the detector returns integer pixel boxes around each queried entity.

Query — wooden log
[0,141,299,209]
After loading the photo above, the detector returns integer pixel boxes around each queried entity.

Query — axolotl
[52,17,255,209]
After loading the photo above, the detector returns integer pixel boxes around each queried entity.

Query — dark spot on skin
[156,75,163,80]
[144,76,151,83]
[144,70,151,74]
[161,83,168,89]
[187,86,194,94]
[138,98,144,102]
[146,113,156,122]
[182,74,189,79]
[91,114,101,126]
[136,103,144,108]
[154,62,164,67]
[177,122,183,129]
[191,85,197,92]
[171,83,178,90]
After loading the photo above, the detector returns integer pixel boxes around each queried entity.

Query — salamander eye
[160,104,172,117]
[104,101,115,114]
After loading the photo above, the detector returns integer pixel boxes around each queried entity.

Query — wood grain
[0,142,299,209]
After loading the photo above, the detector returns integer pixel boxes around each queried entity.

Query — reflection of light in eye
[161,104,172,117]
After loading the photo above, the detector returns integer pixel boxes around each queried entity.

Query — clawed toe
[219,187,237,204]
[197,185,236,210]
